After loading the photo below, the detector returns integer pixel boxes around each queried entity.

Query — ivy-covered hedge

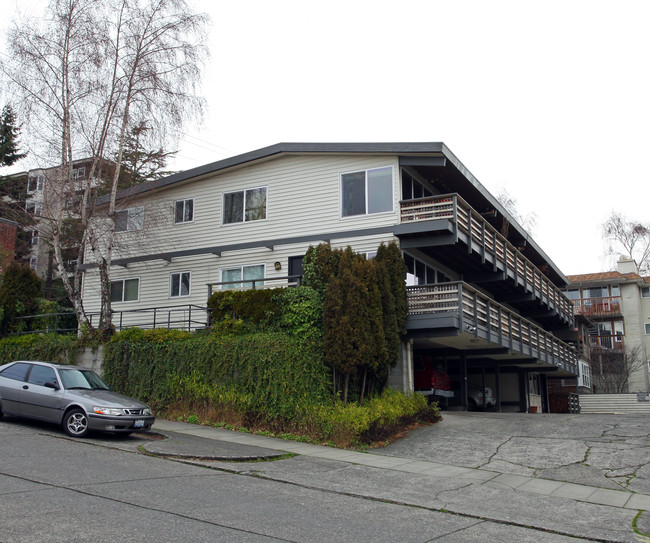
[103,330,331,423]
[207,288,282,323]
[0,334,79,365]
[102,328,440,446]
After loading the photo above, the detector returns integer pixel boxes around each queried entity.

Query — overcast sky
[3,0,649,277]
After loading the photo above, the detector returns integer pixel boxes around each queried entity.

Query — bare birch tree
[602,212,650,274]
[1,0,209,334]
[591,345,647,394]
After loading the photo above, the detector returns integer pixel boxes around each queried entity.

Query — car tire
[63,408,89,438]
[467,399,477,412]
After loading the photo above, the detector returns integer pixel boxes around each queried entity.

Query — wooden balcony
[407,282,578,374]
[398,194,574,327]
[572,297,622,317]
[589,334,625,352]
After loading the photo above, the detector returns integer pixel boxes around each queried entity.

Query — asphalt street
[0,412,648,542]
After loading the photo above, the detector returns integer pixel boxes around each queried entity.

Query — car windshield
[59,369,110,391]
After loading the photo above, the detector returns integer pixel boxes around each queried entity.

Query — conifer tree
[0,105,27,167]
[0,262,41,334]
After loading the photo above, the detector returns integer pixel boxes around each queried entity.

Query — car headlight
[142,408,152,416]
[93,407,125,416]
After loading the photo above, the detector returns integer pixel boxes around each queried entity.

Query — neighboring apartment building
[566,258,650,393]
[23,160,94,279]
[81,142,578,412]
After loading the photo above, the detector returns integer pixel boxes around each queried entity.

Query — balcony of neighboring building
[589,334,625,353]
[571,296,622,318]
[394,193,574,331]
[406,281,578,376]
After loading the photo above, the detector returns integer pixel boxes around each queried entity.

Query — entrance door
[289,256,304,285]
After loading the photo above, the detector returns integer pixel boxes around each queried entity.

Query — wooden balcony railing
[407,282,578,373]
[572,297,622,317]
[589,334,625,352]
[400,194,574,326]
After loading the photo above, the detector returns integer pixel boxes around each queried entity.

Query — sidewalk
[150,417,650,512]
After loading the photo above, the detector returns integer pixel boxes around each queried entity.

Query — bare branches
[602,212,650,273]
[1,0,209,332]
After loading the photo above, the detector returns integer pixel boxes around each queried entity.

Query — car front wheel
[63,408,89,437]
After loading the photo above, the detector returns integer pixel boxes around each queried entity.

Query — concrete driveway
[378,411,650,494]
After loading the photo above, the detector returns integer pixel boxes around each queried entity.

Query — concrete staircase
[579,393,650,414]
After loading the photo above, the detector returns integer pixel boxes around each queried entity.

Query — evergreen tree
[0,105,27,167]
[118,122,177,187]
[302,243,341,297]
[0,262,41,334]
[375,241,408,335]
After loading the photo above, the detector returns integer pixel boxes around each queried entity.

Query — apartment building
[566,258,650,393]
[22,160,95,279]
[80,142,578,411]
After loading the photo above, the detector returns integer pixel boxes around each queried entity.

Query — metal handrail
[11,304,210,335]
[207,275,302,297]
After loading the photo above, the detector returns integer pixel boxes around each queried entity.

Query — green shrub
[207,288,281,324]
[0,333,79,365]
[102,332,331,422]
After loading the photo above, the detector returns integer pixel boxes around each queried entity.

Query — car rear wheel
[63,408,89,437]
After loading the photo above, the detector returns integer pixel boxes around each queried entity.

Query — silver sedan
[0,360,154,437]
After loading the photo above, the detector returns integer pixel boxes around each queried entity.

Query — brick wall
[0,219,18,270]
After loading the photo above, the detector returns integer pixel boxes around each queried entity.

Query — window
[27,175,44,192]
[583,286,608,298]
[223,187,267,224]
[115,207,144,232]
[175,198,194,224]
[404,253,448,286]
[31,230,39,246]
[341,166,393,217]
[26,202,42,217]
[401,169,433,201]
[110,278,139,302]
[28,365,57,387]
[645,323,650,335]
[642,286,650,298]
[565,289,580,300]
[222,264,264,289]
[0,362,31,381]
[170,271,191,297]
[73,167,85,180]
[29,257,38,270]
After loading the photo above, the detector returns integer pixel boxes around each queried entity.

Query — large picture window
[221,264,265,289]
[223,187,267,224]
[341,166,393,217]
[170,271,191,297]
[115,207,144,232]
[110,278,140,302]
[175,198,194,224]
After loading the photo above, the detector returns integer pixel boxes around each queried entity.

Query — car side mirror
[44,381,60,391]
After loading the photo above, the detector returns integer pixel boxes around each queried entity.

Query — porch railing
[400,194,574,325]
[572,296,622,317]
[11,304,210,335]
[207,275,302,297]
[589,334,625,352]
[407,282,578,373]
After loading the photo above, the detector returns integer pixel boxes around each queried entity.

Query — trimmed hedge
[103,331,331,423]
[0,334,79,365]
